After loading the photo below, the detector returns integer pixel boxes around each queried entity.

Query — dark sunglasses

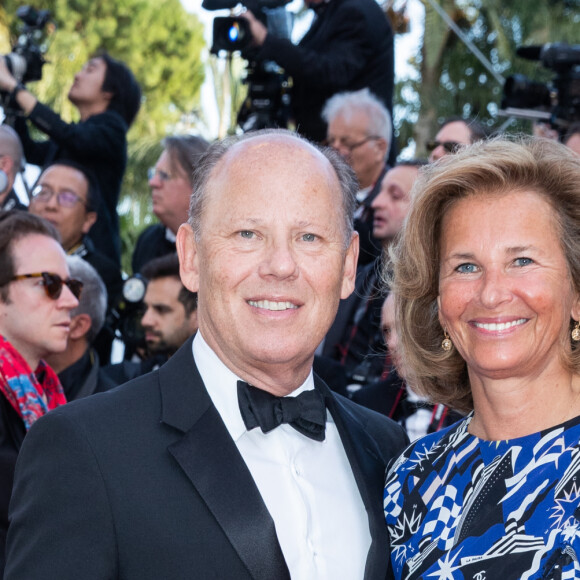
[10,272,83,300]
[425,140,462,154]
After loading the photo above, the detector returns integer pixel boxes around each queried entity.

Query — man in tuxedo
[5,129,407,580]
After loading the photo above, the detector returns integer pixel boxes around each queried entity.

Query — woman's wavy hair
[388,135,580,413]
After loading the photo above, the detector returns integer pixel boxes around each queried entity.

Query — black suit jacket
[257,0,394,142]
[5,337,407,579]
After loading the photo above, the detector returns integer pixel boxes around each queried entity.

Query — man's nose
[259,239,299,279]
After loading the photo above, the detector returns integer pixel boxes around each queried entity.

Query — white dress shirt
[193,332,371,580]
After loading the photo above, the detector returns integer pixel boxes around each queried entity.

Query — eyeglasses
[9,272,83,300]
[31,184,87,208]
[425,140,463,154]
[148,167,172,182]
[325,135,381,153]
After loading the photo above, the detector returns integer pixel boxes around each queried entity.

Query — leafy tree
[390,0,580,157]
[0,0,206,271]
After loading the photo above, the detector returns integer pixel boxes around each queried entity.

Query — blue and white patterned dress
[384,414,580,579]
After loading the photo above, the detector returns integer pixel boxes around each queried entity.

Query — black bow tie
[237,381,327,442]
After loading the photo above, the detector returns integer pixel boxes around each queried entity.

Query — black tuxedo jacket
[5,337,407,579]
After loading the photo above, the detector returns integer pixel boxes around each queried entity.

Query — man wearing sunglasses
[0,211,81,573]
[132,135,209,274]
[427,116,489,162]
[29,161,123,363]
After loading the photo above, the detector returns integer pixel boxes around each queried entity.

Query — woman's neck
[468,367,580,440]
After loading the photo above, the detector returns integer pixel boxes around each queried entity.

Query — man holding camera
[243,0,394,146]
[0,53,141,266]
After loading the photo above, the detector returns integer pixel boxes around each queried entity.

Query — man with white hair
[322,88,392,266]
[45,256,116,400]
[0,126,26,211]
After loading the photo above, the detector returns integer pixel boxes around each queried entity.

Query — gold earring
[572,321,580,342]
[442,330,452,352]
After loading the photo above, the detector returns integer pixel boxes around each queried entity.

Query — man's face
[371,165,418,242]
[68,57,111,110]
[428,121,472,162]
[177,134,358,393]
[140,276,197,356]
[29,165,96,251]
[327,111,387,189]
[149,149,193,233]
[0,234,78,369]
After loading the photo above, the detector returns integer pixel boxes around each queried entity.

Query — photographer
[243,0,394,145]
[0,53,141,266]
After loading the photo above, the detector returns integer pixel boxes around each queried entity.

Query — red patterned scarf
[0,335,67,430]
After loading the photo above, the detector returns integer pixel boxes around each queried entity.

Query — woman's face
[438,190,580,382]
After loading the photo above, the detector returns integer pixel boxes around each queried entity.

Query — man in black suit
[5,129,407,579]
[243,0,394,145]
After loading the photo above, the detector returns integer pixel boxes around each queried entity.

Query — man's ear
[176,223,200,293]
[340,232,359,300]
[81,211,98,235]
[69,313,92,340]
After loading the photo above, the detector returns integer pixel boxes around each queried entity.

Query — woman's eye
[240,231,254,239]
[456,263,478,274]
[514,257,533,267]
[302,233,317,242]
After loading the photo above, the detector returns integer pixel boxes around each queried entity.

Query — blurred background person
[322,88,392,267]
[28,160,123,363]
[0,126,26,212]
[0,211,80,572]
[104,253,198,385]
[0,52,142,265]
[427,115,489,162]
[385,137,580,579]
[242,0,394,152]
[132,135,209,274]
[352,292,461,439]
[322,160,424,392]
[45,257,116,400]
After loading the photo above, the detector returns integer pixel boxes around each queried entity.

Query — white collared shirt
[193,332,371,580]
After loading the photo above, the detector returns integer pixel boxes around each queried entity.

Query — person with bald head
[5,129,407,580]
[0,126,26,212]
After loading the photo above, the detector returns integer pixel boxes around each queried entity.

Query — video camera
[202,0,293,132]
[500,43,580,134]
[1,6,53,116]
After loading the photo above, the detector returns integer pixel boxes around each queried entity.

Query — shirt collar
[165,227,177,243]
[192,331,316,442]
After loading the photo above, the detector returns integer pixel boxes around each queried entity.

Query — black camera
[500,43,580,133]
[203,0,293,132]
[3,6,52,85]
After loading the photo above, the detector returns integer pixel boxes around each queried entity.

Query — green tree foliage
[0,0,206,271]
[393,0,580,157]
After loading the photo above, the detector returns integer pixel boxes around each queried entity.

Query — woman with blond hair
[384,136,580,579]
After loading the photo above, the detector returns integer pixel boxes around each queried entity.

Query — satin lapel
[159,339,290,580]
[315,376,391,580]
